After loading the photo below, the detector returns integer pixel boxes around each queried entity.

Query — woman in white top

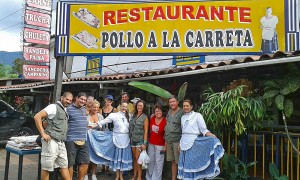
[97,102,133,180]
[86,100,103,180]
[178,100,224,180]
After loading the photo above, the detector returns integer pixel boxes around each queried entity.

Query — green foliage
[274,94,284,110]
[269,163,288,180]
[177,82,188,102]
[263,64,300,155]
[263,69,300,118]
[0,64,13,78]
[283,98,293,118]
[12,58,24,74]
[222,153,257,180]
[0,93,14,105]
[8,74,18,78]
[0,58,24,79]
[128,81,188,102]
[199,85,266,135]
[128,81,172,99]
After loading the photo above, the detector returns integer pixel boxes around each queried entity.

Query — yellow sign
[56,0,299,56]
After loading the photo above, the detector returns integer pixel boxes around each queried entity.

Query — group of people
[34,91,224,180]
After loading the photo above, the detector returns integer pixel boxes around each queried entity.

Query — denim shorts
[65,141,90,167]
[130,141,143,147]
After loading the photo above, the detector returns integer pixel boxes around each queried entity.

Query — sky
[0,0,299,52]
[0,0,58,52]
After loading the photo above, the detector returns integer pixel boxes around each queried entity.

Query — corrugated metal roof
[1,51,299,91]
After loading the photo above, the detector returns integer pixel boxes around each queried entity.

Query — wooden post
[52,56,64,103]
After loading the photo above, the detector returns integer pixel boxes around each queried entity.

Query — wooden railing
[221,131,300,179]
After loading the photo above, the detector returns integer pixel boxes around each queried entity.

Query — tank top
[102,107,114,131]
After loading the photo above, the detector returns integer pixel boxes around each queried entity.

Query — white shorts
[41,138,68,171]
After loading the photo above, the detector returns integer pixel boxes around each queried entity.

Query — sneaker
[84,175,89,180]
[92,174,97,180]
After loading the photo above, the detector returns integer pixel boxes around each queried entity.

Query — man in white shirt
[34,92,73,180]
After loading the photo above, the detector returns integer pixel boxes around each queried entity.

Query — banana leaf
[128,81,172,99]
[178,82,188,102]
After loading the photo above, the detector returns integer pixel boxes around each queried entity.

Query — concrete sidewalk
[0,147,172,180]
[0,148,116,180]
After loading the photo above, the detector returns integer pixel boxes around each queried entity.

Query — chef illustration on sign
[260,7,279,53]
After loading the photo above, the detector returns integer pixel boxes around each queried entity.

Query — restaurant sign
[23,65,50,80]
[56,0,299,56]
[23,47,50,62]
[26,0,52,11]
[24,28,50,45]
[25,10,51,29]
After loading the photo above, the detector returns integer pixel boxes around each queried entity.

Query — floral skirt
[177,136,224,180]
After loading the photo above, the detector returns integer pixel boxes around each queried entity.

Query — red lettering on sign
[195,6,209,20]
[182,5,195,20]
[224,6,238,22]
[129,8,140,22]
[153,6,166,20]
[240,7,251,23]
[141,7,153,21]
[104,11,115,25]
[117,9,128,24]
[210,6,224,21]
[166,6,180,20]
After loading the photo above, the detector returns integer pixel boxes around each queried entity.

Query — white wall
[49,39,249,79]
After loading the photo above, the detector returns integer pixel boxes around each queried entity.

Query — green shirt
[164,108,184,143]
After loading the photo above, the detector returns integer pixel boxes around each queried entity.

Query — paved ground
[0,147,118,180]
[0,146,170,180]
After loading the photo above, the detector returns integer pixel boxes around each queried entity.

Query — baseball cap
[131,97,141,104]
[106,95,114,101]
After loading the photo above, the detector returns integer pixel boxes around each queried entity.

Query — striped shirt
[66,103,88,141]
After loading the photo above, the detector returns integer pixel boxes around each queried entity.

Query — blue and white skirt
[177,136,224,180]
[87,130,115,165]
[87,130,133,171]
[110,144,133,171]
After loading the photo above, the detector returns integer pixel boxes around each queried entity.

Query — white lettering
[24,31,50,42]
[27,0,52,7]
[25,13,51,25]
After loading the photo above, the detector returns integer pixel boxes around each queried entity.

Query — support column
[52,56,64,103]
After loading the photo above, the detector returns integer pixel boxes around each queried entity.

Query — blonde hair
[92,100,100,107]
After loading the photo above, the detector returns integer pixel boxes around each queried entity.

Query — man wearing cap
[117,92,135,114]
